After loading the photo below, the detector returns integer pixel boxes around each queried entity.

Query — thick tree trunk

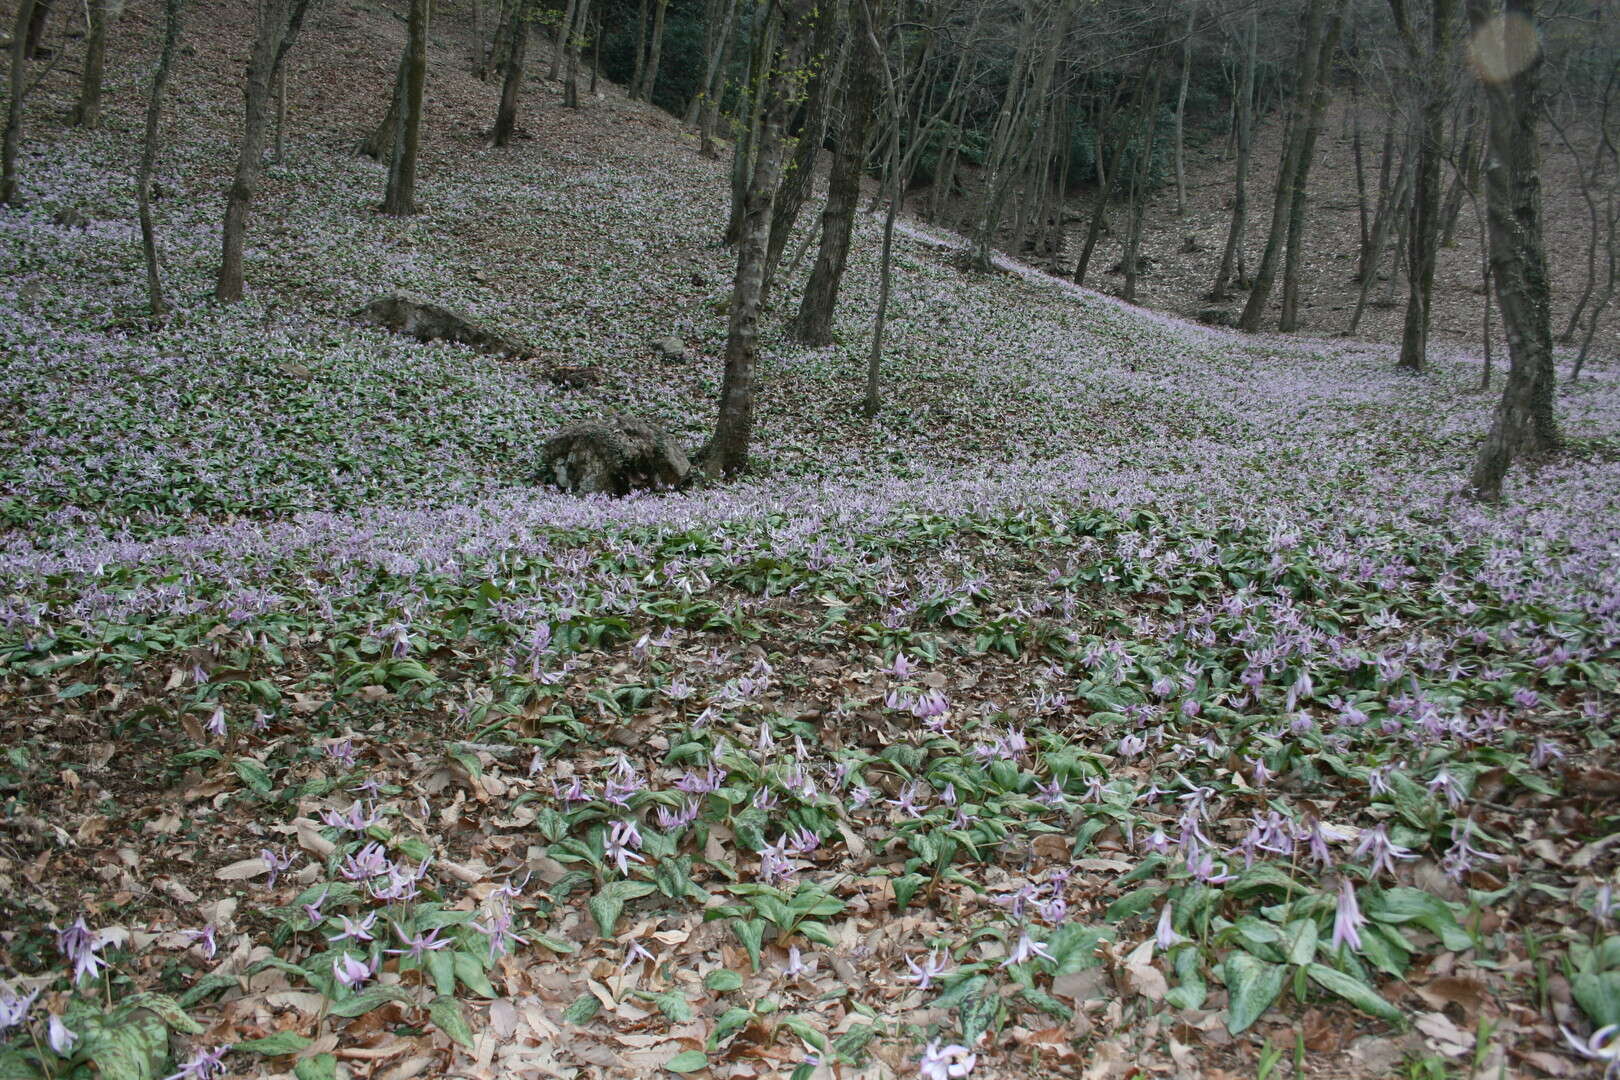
[1211,10,1257,299]
[703,0,815,480]
[216,0,313,302]
[793,0,879,346]
[1468,0,1559,499]
[630,0,650,99]
[71,0,111,128]
[491,4,527,145]
[361,53,405,160]
[139,0,184,317]
[0,0,35,206]
[384,0,428,213]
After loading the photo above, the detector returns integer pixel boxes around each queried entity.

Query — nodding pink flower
[1426,768,1464,809]
[1595,885,1615,923]
[787,828,820,855]
[1034,777,1066,807]
[386,923,449,960]
[326,738,357,769]
[471,903,521,961]
[332,953,376,991]
[302,888,330,927]
[323,800,380,834]
[47,1014,79,1055]
[1530,738,1566,769]
[1354,825,1416,878]
[1331,879,1366,952]
[181,925,219,958]
[1118,733,1146,757]
[604,820,646,875]
[903,949,949,989]
[0,985,39,1033]
[919,1040,977,1080]
[888,653,915,680]
[1142,826,1171,855]
[603,778,643,807]
[1441,821,1501,882]
[1000,931,1055,968]
[1366,765,1395,798]
[1155,903,1183,951]
[340,841,392,881]
[161,1044,229,1080]
[782,946,811,978]
[56,916,107,984]
[326,912,377,944]
[1247,756,1273,787]
[621,937,654,969]
[205,706,226,736]
[888,782,925,817]
[554,776,588,803]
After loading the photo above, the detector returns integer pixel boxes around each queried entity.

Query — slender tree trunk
[1,0,38,206]
[139,0,184,317]
[1239,0,1344,332]
[216,0,314,302]
[549,0,577,81]
[969,0,1045,272]
[1347,136,1411,334]
[1278,0,1347,331]
[272,66,287,161]
[1211,9,1257,299]
[641,0,670,107]
[1390,0,1457,371]
[384,0,428,213]
[23,0,51,60]
[361,54,406,160]
[1172,2,1196,218]
[71,0,110,128]
[1123,61,1167,303]
[1351,91,1369,259]
[702,0,815,479]
[630,0,650,99]
[724,3,774,245]
[793,0,879,346]
[1076,78,1135,285]
[863,3,900,418]
[1468,0,1559,499]
[492,4,527,146]
[563,0,588,108]
[698,0,739,156]
[1438,98,1480,245]
[763,0,842,294]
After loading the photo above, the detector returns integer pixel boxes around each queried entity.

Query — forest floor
[2,2,1620,1080]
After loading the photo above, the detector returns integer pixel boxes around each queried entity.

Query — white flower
[919,1039,976,1080]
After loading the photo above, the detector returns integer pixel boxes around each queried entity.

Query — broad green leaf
[1286,919,1319,966]
[1305,964,1405,1026]
[233,759,272,794]
[958,980,1001,1047]
[705,969,744,992]
[733,919,766,972]
[123,992,203,1035]
[429,995,475,1050]
[637,990,693,1023]
[1573,971,1620,1028]
[234,1031,313,1055]
[77,1009,169,1080]
[178,973,239,1007]
[454,951,497,997]
[329,986,413,1018]
[427,947,456,997]
[665,1050,709,1074]
[709,1006,755,1048]
[1222,952,1285,1034]
[564,994,601,1024]
[295,1054,339,1080]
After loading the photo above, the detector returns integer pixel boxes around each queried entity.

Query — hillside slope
[2,3,1620,1079]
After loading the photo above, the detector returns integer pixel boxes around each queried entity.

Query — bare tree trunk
[384,0,428,213]
[1239,0,1344,332]
[1,0,39,206]
[1278,0,1347,331]
[1389,0,1458,371]
[969,0,1046,271]
[1122,61,1167,303]
[139,0,184,317]
[563,0,588,108]
[1468,0,1559,500]
[549,0,577,81]
[70,0,110,128]
[1172,2,1196,218]
[641,0,670,106]
[702,0,815,480]
[1075,85,1136,286]
[1210,9,1256,299]
[763,0,842,294]
[724,3,774,245]
[491,4,527,146]
[23,0,51,60]
[793,1,879,346]
[361,53,405,159]
[630,0,650,99]
[862,2,900,418]
[1438,97,1480,245]
[216,0,314,302]
[272,66,287,161]
[698,0,739,155]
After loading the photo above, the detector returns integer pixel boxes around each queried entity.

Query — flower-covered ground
[2,2,1619,1078]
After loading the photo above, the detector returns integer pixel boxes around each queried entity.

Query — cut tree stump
[540,417,690,496]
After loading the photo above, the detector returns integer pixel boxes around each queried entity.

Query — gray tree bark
[383,0,428,213]
[139,0,184,317]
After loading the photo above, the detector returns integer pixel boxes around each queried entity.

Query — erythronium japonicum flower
[1332,879,1366,952]
[0,985,37,1032]
[333,953,376,991]
[903,949,949,989]
[163,1045,229,1080]
[919,1039,977,1080]
[1560,1024,1620,1078]
[47,1014,78,1055]
[1001,931,1055,968]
